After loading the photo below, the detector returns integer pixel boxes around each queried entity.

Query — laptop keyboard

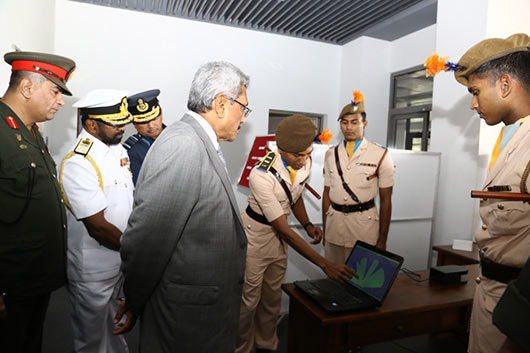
[312,279,362,305]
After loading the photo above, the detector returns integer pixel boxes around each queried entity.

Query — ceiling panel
[70,0,435,45]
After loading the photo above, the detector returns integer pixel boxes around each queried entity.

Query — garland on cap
[424,53,462,77]
[351,90,364,107]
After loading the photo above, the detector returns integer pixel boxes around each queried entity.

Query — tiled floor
[43,287,467,353]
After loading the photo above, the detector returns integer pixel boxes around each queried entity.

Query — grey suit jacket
[120,114,247,353]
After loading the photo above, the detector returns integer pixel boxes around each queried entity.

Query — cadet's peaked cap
[4,51,76,96]
[338,101,365,120]
[127,89,161,123]
[276,114,317,153]
[455,33,530,86]
[73,89,133,126]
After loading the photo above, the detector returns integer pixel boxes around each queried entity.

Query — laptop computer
[295,240,404,313]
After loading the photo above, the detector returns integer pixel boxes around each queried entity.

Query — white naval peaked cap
[73,89,130,108]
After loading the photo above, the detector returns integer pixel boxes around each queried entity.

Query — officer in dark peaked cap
[123,89,166,184]
[0,50,75,353]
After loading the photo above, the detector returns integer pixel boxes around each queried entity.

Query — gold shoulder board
[256,151,277,172]
[74,138,93,156]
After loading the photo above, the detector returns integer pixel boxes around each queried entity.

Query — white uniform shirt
[60,129,134,281]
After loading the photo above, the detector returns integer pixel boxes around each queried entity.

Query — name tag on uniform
[356,162,376,167]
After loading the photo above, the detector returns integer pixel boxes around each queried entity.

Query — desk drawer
[346,307,469,346]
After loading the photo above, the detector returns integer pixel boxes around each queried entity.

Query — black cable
[401,267,429,282]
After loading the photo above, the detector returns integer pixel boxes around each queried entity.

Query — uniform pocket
[166,283,220,306]
[487,202,530,236]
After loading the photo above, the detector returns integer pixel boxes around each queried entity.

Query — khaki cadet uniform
[59,90,133,353]
[237,151,312,353]
[434,33,530,353]
[0,50,74,353]
[469,114,530,353]
[324,139,393,262]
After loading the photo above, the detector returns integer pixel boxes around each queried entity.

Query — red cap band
[11,60,69,83]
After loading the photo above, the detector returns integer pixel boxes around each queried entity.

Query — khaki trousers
[236,254,287,353]
[324,241,353,264]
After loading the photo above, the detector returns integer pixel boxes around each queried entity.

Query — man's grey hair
[187,61,250,113]
[8,70,48,91]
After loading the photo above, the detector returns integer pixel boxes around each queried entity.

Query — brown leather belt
[480,252,522,284]
[245,205,271,226]
[331,199,375,214]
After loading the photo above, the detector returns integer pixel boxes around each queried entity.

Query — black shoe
[255,349,272,353]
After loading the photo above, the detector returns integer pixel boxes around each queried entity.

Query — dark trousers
[0,293,51,353]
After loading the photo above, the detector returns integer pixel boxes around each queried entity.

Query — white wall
[0,0,56,94]
[50,0,342,215]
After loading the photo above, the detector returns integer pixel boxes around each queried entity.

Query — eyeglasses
[229,98,252,117]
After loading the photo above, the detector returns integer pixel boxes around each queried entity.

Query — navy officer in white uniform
[59,89,134,353]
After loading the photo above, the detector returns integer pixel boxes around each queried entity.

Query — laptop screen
[345,242,402,302]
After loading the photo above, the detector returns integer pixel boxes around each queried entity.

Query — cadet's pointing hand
[322,261,358,284]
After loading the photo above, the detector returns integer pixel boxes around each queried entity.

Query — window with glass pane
[387,66,433,152]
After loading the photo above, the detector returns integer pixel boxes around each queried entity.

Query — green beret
[276,114,317,153]
[338,101,365,121]
[455,33,530,86]
[4,51,76,96]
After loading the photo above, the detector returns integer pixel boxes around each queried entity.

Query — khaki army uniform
[324,139,393,262]
[236,150,311,353]
[469,116,530,353]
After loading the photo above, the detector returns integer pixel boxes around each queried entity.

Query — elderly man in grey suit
[113,61,250,353]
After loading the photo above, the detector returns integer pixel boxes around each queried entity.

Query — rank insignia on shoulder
[120,157,130,167]
[257,151,277,172]
[356,162,376,167]
[6,116,19,129]
[74,138,93,156]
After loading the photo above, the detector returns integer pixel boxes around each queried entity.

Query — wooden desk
[433,244,480,266]
[282,265,478,353]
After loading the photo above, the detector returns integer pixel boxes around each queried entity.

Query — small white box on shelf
[452,239,473,252]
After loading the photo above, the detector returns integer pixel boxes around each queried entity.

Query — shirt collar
[187,110,220,151]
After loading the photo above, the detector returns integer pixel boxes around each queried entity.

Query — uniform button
[344,197,348,201]
[347,166,351,170]
[52,173,56,178]
[30,162,36,168]
[482,224,487,230]
[497,203,504,210]
[482,198,487,202]
[63,224,67,229]
[475,276,481,284]
[368,216,372,220]
[60,199,64,204]
[115,180,118,185]
[345,181,349,185]
[364,172,368,175]
[247,224,251,229]
[41,149,45,154]
[330,170,334,173]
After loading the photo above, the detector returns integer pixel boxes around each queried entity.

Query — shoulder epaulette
[369,141,387,150]
[122,134,140,150]
[256,151,277,172]
[74,138,93,156]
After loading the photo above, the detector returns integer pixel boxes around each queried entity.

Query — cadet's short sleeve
[324,149,333,187]
[249,169,284,223]
[378,151,394,188]
[61,156,108,220]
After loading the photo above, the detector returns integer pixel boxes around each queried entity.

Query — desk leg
[287,300,346,353]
